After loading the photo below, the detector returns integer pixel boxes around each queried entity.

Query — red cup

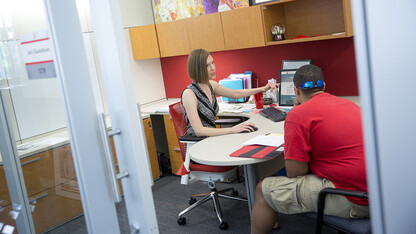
[254,92,263,109]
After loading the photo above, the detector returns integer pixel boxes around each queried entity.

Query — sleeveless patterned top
[181,82,219,136]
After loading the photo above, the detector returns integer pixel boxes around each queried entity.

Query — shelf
[266,33,348,46]
[262,0,353,45]
[260,0,296,6]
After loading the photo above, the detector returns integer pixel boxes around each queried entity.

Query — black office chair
[314,187,371,234]
[169,102,247,230]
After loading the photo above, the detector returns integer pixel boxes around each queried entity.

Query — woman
[182,49,277,137]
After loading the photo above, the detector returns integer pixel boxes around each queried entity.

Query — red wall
[161,37,358,98]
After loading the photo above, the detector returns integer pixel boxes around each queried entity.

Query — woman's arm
[210,80,277,99]
[182,89,256,136]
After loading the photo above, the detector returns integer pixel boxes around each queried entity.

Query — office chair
[314,187,371,234]
[168,101,247,230]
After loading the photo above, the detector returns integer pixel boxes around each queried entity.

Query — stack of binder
[219,71,252,103]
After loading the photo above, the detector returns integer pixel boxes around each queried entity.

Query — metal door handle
[98,113,128,203]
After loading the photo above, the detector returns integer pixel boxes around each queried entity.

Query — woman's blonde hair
[187,49,210,84]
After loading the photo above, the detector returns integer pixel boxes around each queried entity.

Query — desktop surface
[188,111,284,166]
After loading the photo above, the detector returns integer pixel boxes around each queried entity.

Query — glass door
[0,1,87,233]
[0,0,157,233]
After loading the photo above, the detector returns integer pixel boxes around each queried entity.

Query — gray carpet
[44,175,337,234]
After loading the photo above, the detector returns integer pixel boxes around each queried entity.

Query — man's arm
[285,159,309,178]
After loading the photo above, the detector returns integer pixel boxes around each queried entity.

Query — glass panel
[0,0,102,233]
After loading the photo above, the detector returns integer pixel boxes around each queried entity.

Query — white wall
[119,0,166,105]
[79,0,166,105]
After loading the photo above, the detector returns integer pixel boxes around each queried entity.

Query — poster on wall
[204,0,250,14]
[153,0,250,23]
[153,0,205,23]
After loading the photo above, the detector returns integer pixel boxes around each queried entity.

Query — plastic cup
[254,92,263,109]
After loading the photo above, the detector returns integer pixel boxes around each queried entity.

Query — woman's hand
[264,82,279,93]
[231,122,257,133]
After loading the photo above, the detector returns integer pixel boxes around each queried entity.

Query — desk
[188,111,285,214]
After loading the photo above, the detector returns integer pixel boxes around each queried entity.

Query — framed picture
[252,0,280,5]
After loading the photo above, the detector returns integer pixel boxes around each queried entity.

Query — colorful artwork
[153,0,205,23]
[205,0,250,14]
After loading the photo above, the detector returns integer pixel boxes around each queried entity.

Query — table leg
[243,164,259,216]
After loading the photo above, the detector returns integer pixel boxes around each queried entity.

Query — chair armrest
[178,135,207,142]
[214,118,243,125]
[316,188,368,234]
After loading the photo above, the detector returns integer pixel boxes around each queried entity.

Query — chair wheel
[219,222,228,230]
[189,197,197,205]
[177,217,186,225]
[231,190,238,196]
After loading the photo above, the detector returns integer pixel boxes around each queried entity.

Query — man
[251,64,369,233]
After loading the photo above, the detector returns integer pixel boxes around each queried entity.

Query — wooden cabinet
[221,5,266,50]
[261,0,353,45]
[186,12,225,52]
[163,115,182,174]
[156,19,191,57]
[129,24,160,60]
[131,1,353,57]
[30,179,83,233]
[0,179,82,234]
[142,117,160,180]
[0,145,76,208]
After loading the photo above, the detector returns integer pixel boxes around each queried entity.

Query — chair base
[177,187,247,230]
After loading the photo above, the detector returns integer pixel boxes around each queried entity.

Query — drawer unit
[0,145,76,208]
[29,178,83,233]
[143,117,160,180]
[0,179,82,233]
[163,114,182,174]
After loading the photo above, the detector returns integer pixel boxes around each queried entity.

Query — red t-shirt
[284,93,368,205]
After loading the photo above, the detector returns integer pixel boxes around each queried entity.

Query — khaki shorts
[262,174,369,218]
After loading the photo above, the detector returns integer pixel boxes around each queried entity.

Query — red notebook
[230,145,283,160]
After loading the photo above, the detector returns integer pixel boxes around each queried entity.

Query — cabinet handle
[98,113,127,203]
[29,193,48,203]
[21,157,40,166]
[173,148,180,152]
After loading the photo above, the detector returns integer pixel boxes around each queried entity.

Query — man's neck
[301,91,325,103]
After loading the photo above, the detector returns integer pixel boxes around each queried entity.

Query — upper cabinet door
[129,25,160,60]
[186,12,225,52]
[221,5,265,50]
[156,19,190,57]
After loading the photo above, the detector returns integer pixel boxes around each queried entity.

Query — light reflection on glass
[2,224,15,234]
[8,210,18,220]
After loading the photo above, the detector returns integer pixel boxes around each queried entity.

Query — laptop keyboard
[259,107,287,122]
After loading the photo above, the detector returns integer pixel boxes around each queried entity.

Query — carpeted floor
[45,175,337,234]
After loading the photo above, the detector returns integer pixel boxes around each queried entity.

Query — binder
[219,79,245,102]
[220,71,252,102]
[229,145,283,160]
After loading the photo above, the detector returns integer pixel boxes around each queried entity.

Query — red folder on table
[230,144,283,160]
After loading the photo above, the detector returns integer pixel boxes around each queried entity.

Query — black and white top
[182,82,219,136]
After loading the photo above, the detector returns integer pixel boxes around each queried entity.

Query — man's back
[284,93,367,205]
